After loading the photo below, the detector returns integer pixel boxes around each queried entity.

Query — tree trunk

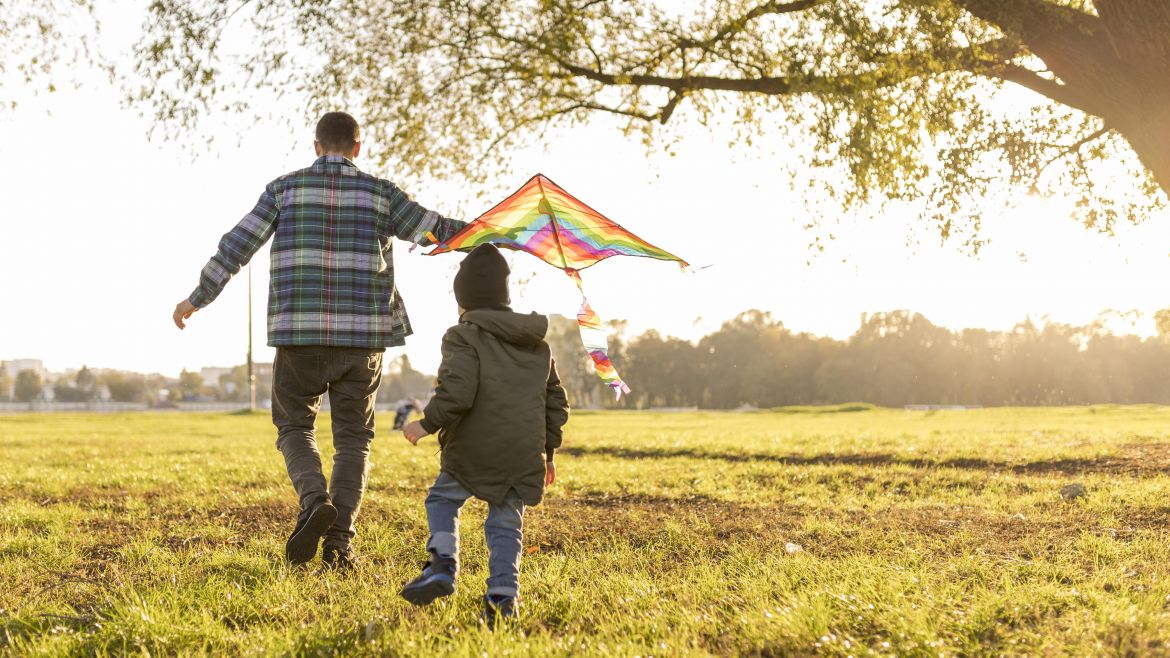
[957,0,1170,196]
[1113,109,1170,197]
[1093,0,1170,195]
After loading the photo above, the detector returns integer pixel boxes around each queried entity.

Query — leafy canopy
[11,1,1169,244]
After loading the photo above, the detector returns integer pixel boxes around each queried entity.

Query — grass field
[2,406,1170,656]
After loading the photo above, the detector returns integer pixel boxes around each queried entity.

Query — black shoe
[321,544,357,571]
[481,594,518,629]
[400,554,457,605]
[285,499,337,565]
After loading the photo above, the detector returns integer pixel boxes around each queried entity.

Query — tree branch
[678,0,827,51]
[658,92,684,124]
[984,63,1104,116]
[1031,125,1111,187]
[552,40,1014,102]
[952,0,1106,111]
[952,0,1099,39]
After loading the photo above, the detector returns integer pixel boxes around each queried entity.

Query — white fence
[0,400,408,414]
[903,404,984,411]
[0,401,156,413]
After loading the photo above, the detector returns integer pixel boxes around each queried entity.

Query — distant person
[172,111,466,570]
[399,244,570,627]
[392,398,420,431]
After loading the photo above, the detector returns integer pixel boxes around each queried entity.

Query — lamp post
[247,263,256,412]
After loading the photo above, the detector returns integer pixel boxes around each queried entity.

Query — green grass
[2,407,1169,656]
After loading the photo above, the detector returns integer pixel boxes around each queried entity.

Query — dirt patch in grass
[528,493,808,555]
[181,499,290,531]
[560,442,1170,476]
[20,486,1170,570]
[525,493,1170,566]
[8,490,1168,630]
[0,484,178,511]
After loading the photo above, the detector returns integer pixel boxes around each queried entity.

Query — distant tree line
[171,366,273,404]
[2,366,234,405]
[545,310,1170,409]
[10,309,1170,409]
[47,367,170,404]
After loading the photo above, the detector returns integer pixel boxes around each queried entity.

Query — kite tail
[565,269,631,400]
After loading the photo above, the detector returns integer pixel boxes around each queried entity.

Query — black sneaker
[321,544,357,571]
[481,594,518,629]
[285,499,337,565]
[399,554,457,605]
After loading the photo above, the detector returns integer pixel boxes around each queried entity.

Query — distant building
[198,363,273,400]
[199,367,233,387]
[2,359,45,378]
[1,359,46,399]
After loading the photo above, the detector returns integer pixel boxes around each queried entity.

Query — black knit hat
[454,244,510,311]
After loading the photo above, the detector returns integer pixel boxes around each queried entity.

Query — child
[392,398,420,431]
[400,243,570,626]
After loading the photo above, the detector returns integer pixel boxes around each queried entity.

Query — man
[173,112,466,569]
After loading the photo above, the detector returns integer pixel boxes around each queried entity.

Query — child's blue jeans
[424,471,526,598]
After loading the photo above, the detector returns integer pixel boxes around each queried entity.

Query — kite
[428,174,687,398]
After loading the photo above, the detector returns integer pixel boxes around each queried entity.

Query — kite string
[565,269,631,400]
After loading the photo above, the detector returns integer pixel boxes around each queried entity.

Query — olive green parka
[420,309,570,506]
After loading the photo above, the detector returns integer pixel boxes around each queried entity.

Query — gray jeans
[271,345,383,549]
[425,471,526,597]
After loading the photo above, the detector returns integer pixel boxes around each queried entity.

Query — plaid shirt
[188,156,466,348]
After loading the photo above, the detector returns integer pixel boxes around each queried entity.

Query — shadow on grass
[558,444,1170,476]
[2,610,103,652]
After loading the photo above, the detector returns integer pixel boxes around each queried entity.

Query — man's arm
[406,329,479,443]
[175,182,280,328]
[380,181,467,247]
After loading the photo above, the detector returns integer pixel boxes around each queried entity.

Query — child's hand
[402,420,430,445]
[545,461,556,486]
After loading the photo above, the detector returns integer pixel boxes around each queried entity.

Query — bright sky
[3,5,1170,377]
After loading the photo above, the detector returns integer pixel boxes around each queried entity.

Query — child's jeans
[424,471,526,597]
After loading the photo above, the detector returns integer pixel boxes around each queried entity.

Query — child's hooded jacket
[420,308,570,506]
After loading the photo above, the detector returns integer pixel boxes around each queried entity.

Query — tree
[54,381,85,403]
[641,307,1170,407]
[696,310,834,408]
[75,365,96,400]
[0,368,10,402]
[625,330,703,408]
[544,314,632,408]
[130,1,1169,242]
[0,1,101,109]
[14,369,42,403]
[382,355,436,402]
[102,372,145,403]
[814,311,962,406]
[56,365,98,403]
[176,369,204,401]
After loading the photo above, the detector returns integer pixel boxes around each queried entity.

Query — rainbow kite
[429,174,687,398]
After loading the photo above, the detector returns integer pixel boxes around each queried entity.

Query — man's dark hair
[315,112,360,152]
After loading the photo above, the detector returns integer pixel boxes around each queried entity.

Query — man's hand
[545,461,556,486]
[403,420,430,445]
[173,299,198,329]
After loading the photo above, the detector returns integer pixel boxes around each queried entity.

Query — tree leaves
[14,0,1167,242]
